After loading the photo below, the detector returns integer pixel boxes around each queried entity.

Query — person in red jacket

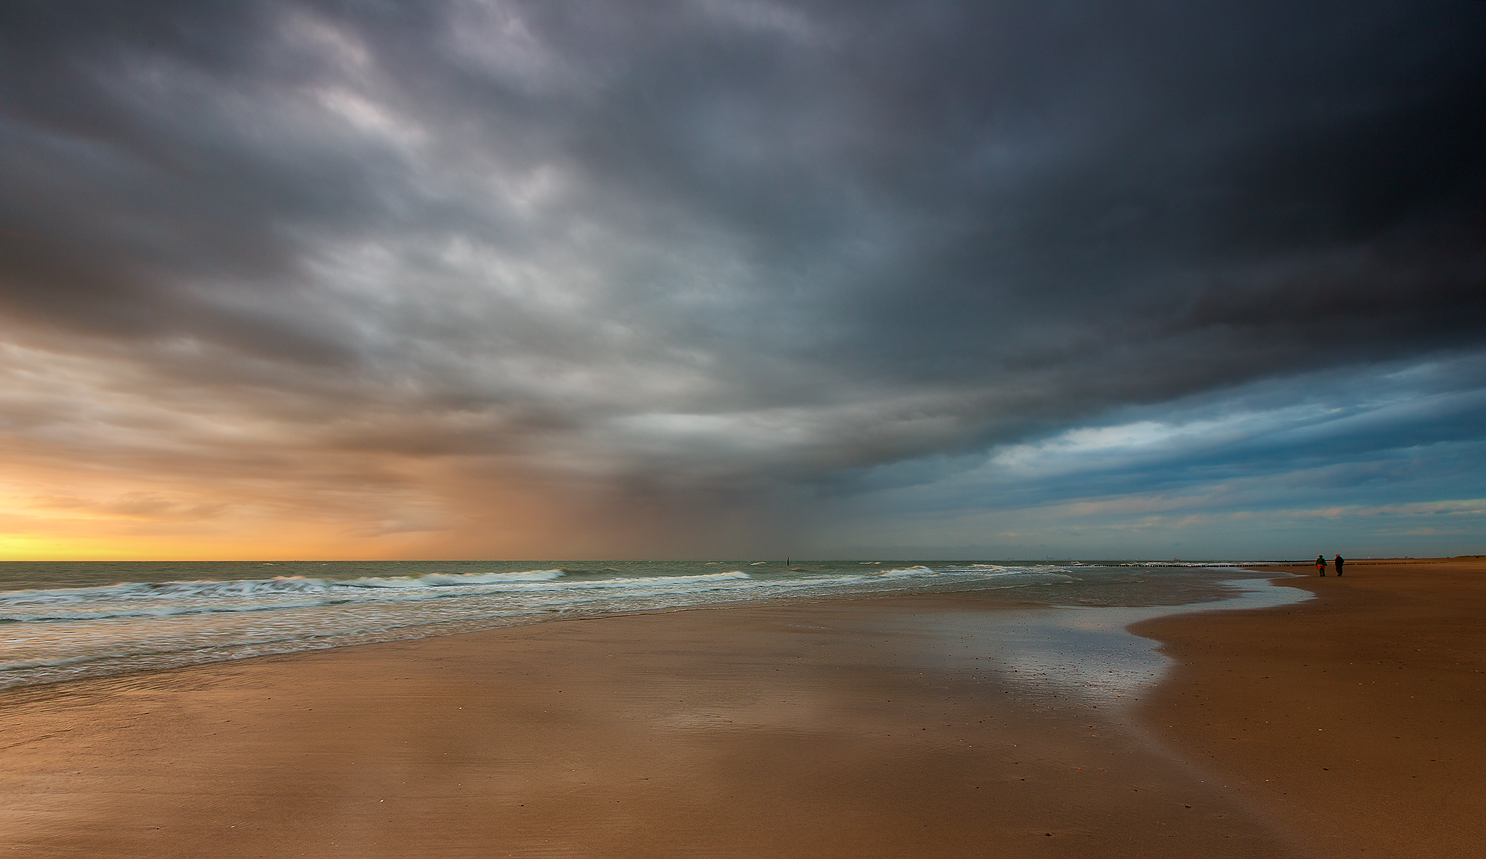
[1316,554,1327,576]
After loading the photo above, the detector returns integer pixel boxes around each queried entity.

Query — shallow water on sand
[902,577,1310,707]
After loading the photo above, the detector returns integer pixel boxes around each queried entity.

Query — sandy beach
[1133,558,1486,858]
[1,560,1481,857]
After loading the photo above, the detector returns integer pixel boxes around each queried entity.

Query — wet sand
[1133,558,1486,858]
[6,561,1479,858]
[1,594,1300,858]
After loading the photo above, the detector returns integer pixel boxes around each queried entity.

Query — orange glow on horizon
[0,468,458,562]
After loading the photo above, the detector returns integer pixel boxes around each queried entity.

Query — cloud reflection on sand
[903,576,1311,708]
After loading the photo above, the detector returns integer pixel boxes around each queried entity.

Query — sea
[0,559,1304,692]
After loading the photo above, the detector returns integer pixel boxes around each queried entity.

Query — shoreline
[0,562,1289,694]
[2,561,1476,856]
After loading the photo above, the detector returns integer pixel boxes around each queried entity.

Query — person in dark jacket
[1316,554,1327,576]
[1335,554,1344,576]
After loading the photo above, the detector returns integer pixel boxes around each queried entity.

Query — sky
[1,0,1483,561]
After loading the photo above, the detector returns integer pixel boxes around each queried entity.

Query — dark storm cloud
[1,0,1483,551]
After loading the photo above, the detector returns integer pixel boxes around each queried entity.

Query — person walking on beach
[1316,554,1327,576]
[1335,554,1344,576]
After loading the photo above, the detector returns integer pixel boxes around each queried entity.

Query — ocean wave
[337,570,566,588]
[0,577,330,605]
[875,565,939,578]
[0,598,344,623]
[586,570,750,585]
[0,568,761,624]
[0,569,569,604]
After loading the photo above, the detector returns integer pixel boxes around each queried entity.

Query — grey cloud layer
[2,0,1483,546]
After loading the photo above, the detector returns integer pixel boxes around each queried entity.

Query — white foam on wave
[0,570,566,603]
[0,569,761,625]
[0,577,333,606]
[875,565,939,578]
[0,570,568,623]
[339,570,565,588]
[0,598,341,623]
[572,570,750,587]
[515,572,760,604]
